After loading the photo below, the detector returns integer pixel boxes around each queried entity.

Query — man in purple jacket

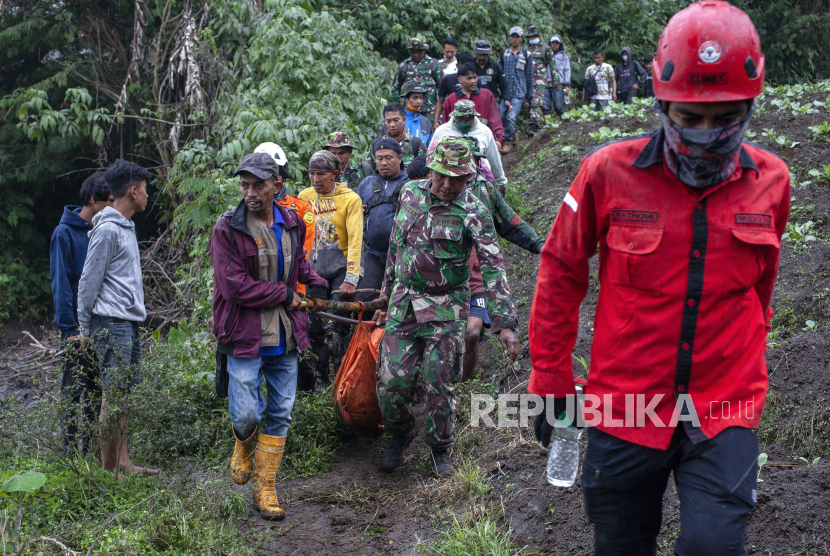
[210,153,328,521]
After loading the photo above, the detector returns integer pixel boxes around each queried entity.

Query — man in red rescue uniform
[529,2,789,554]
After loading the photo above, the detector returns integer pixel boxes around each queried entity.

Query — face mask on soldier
[529,38,540,45]
[454,121,475,133]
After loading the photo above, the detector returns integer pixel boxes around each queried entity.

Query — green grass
[0,459,255,555]
[0,330,352,553]
[415,516,534,556]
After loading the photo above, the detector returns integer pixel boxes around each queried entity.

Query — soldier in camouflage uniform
[390,37,443,117]
[459,136,544,381]
[523,25,556,137]
[322,131,365,191]
[372,137,519,476]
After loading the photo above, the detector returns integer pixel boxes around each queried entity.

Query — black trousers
[617,90,636,105]
[299,272,348,390]
[356,250,386,302]
[60,345,101,454]
[582,426,758,556]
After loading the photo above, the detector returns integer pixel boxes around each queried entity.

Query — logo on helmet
[698,41,722,64]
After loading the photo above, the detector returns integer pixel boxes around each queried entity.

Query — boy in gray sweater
[77,159,157,477]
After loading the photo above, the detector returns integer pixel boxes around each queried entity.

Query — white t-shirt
[441,58,458,76]
[585,63,614,100]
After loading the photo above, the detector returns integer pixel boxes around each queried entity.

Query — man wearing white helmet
[254,142,315,270]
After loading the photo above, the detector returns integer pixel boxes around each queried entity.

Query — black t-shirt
[438,74,460,100]
[476,60,504,101]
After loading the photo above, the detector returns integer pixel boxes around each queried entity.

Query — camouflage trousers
[523,80,547,126]
[376,316,466,449]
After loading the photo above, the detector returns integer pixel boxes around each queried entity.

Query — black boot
[297,357,317,392]
[380,433,410,473]
[315,345,331,386]
[528,122,540,137]
[431,448,454,476]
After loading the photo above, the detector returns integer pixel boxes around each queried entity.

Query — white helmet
[254,142,288,167]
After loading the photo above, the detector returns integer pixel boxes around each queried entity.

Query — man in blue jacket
[355,138,409,302]
[50,172,113,454]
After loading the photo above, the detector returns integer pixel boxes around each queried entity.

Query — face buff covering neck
[655,100,754,188]
[454,120,475,133]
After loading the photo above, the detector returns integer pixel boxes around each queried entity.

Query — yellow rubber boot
[230,426,256,485]
[252,432,286,520]
[544,114,552,123]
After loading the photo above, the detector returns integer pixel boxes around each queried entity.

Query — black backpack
[583,67,600,98]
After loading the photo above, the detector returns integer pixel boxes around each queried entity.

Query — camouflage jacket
[339,158,365,191]
[528,42,556,85]
[391,56,443,115]
[381,179,517,331]
[467,175,544,253]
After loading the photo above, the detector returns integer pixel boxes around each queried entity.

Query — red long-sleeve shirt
[442,87,504,142]
[528,130,790,449]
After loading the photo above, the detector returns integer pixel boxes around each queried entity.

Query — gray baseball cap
[234,153,280,180]
[509,26,523,37]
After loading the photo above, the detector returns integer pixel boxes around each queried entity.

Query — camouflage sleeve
[390,63,405,103]
[381,230,398,300]
[486,181,544,253]
[466,204,517,332]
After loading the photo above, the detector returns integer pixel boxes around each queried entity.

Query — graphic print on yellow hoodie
[298,183,364,287]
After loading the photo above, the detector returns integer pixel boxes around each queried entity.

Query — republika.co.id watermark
[469,393,757,428]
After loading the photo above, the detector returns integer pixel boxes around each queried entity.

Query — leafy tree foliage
[1,0,828,323]
[736,0,830,83]
[170,0,393,251]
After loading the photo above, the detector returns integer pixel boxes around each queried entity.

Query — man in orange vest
[255,142,315,293]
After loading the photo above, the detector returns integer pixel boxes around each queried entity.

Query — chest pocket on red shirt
[719,228,780,296]
[605,225,665,294]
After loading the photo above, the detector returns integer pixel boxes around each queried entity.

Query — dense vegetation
[2,0,829,322]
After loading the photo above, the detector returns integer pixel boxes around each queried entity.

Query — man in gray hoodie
[544,35,571,117]
[77,159,157,477]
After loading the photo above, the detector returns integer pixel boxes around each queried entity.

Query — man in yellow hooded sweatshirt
[298,150,364,389]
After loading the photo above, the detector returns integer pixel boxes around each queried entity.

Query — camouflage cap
[402,81,428,97]
[427,137,477,177]
[408,37,428,50]
[527,25,541,37]
[451,99,481,118]
[322,131,355,150]
[308,150,340,173]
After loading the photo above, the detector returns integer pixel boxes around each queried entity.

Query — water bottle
[564,94,571,105]
[545,386,583,487]
[546,422,582,487]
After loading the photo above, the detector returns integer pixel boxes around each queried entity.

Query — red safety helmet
[653,0,765,103]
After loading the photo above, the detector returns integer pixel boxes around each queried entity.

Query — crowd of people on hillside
[388,29,656,154]
[51,3,792,553]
